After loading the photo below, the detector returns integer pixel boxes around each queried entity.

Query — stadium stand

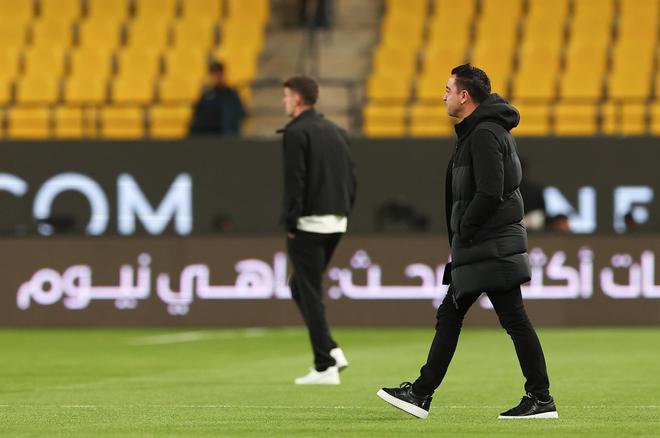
[1,0,658,139]
[364,0,660,137]
[0,0,268,139]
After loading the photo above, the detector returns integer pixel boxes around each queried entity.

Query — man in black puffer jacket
[378,65,557,420]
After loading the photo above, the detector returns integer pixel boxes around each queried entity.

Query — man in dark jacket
[377,65,557,419]
[280,76,356,385]
[188,61,245,136]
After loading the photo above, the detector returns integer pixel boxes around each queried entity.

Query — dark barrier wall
[3,235,659,327]
[1,137,658,235]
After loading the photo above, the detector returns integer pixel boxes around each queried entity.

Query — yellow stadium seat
[0,81,12,105]
[608,43,654,100]
[527,0,568,21]
[64,75,108,104]
[112,75,155,104]
[476,0,522,49]
[134,0,177,21]
[524,0,567,48]
[386,0,427,16]
[469,44,512,96]
[651,103,660,135]
[212,47,259,85]
[0,47,20,84]
[69,47,112,78]
[159,75,202,102]
[480,0,523,17]
[416,75,447,102]
[409,104,453,137]
[126,17,171,49]
[573,0,614,22]
[226,0,269,25]
[77,19,122,50]
[22,46,67,77]
[554,103,598,136]
[39,0,82,23]
[0,0,35,24]
[150,104,193,138]
[372,46,417,79]
[31,19,75,48]
[380,15,425,50]
[8,107,51,139]
[100,106,145,139]
[511,103,551,136]
[619,0,658,40]
[86,0,129,22]
[116,46,162,79]
[16,74,61,104]
[602,102,647,136]
[513,42,561,101]
[429,0,474,49]
[54,106,97,139]
[172,19,217,49]
[0,21,29,48]
[560,44,607,100]
[180,0,224,21]
[363,104,407,137]
[421,45,466,80]
[367,75,411,102]
[220,20,265,52]
[619,16,657,42]
[570,0,614,47]
[164,49,208,81]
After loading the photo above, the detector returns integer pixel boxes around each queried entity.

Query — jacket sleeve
[344,132,358,212]
[281,129,308,232]
[458,129,504,242]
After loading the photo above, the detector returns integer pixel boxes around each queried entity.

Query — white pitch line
[128,328,268,345]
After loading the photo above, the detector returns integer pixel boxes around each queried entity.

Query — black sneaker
[498,393,559,419]
[377,382,432,419]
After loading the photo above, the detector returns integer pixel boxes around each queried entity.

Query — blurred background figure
[298,0,334,29]
[518,157,546,232]
[547,214,572,234]
[189,61,246,136]
[624,211,640,233]
[374,199,429,232]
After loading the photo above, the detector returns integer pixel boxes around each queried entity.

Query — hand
[287,232,295,239]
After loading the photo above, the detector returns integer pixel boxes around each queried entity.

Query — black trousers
[287,230,342,371]
[413,285,551,400]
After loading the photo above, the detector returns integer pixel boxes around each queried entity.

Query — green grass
[1,327,659,437]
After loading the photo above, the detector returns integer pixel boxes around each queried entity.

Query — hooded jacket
[446,94,531,296]
[279,108,357,233]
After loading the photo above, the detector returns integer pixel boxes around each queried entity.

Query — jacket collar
[276,108,319,133]
[454,106,481,140]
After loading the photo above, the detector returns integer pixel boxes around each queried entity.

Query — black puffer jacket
[446,94,531,296]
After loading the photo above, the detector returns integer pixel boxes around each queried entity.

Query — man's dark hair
[450,64,491,103]
[209,60,225,73]
[283,76,319,105]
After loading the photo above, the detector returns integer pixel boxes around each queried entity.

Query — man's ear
[460,89,468,104]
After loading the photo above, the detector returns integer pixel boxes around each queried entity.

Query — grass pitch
[1,327,659,437]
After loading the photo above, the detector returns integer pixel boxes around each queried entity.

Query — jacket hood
[454,94,520,139]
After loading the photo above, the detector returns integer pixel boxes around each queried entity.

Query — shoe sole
[376,389,429,419]
[498,411,559,420]
[337,363,348,372]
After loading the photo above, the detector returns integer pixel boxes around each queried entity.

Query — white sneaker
[294,366,340,385]
[330,348,349,371]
